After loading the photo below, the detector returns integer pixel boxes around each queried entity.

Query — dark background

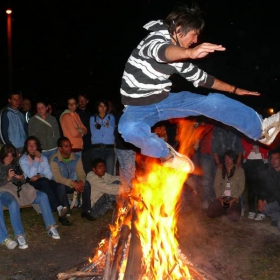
[1,0,279,113]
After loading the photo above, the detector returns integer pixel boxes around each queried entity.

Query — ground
[1,193,280,280]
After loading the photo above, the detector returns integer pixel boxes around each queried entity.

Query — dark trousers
[57,181,91,213]
[207,198,241,222]
[90,193,116,218]
[30,177,67,211]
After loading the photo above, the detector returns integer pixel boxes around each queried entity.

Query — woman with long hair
[19,136,71,226]
[28,100,61,161]
[0,144,60,249]
[207,149,245,221]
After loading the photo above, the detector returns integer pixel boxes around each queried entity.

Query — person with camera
[0,144,60,250]
[90,98,116,176]
[207,150,245,222]
[19,136,71,226]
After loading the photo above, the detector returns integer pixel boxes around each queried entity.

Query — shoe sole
[19,244,29,249]
[259,112,280,145]
[164,143,195,173]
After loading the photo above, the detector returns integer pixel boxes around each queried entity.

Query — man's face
[21,99,31,112]
[78,95,88,110]
[8,94,21,110]
[58,140,72,158]
[270,153,280,170]
[93,162,106,177]
[173,29,199,48]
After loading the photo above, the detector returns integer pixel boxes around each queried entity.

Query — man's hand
[72,180,84,193]
[188,43,225,59]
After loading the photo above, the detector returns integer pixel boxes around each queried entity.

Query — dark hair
[7,91,22,99]
[95,98,109,113]
[22,136,42,155]
[57,136,71,147]
[268,148,280,158]
[35,100,49,107]
[67,97,78,103]
[78,93,89,100]
[164,2,204,36]
[222,149,237,179]
[91,158,105,168]
[0,144,18,164]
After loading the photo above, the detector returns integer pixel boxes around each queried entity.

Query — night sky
[1,0,279,112]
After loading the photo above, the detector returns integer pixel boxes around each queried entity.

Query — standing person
[118,2,280,172]
[242,137,269,220]
[0,144,60,247]
[0,91,28,154]
[90,98,116,175]
[19,136,71,226]
[207,150,245,222]
[49,137,94,220]
[60,97,87,157]
[19,97,32,123]
[28,100,61,161]
[76,93,92,174]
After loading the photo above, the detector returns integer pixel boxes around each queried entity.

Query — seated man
[87,158,130,219]
[49,136,94,221]
[257,148,280,229]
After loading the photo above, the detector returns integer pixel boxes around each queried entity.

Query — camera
[13,164,23,175]
[95,123,101,130]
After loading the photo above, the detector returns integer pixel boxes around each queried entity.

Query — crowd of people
[1,1,280,253]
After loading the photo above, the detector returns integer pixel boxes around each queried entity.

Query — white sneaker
[254,213,265,221]
[57,206,68,217]
[17,235,28,249]
[3,238,18,250]
[48,227,60,239]
[259,112,280,145]
[247,212,256,219]
[162,143,194,173]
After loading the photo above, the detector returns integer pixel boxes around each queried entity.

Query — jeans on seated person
[261,201,280,231]
[57,181,91,213]
[90,193,116,218]
[0,192,25,243]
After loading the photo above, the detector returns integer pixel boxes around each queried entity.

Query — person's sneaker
[57,206,68,217]
[48,227,60,239]
[259,112,280,145]
[247,212,256,219]
[161,143,194,173]
[17,235,28,249]
[3,238,17,250]
[254,213,265,221]
[58,216,72,226]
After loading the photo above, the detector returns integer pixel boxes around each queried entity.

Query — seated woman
[207,149,245,222]
[19,136,71,226]
[0,144,60,250]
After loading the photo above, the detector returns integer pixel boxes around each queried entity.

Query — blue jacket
[49,150,86,188]
[1,107,27,148]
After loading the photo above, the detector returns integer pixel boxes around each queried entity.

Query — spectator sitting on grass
[86,158,130,219]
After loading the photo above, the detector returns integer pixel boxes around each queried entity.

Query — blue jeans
[0,192,25,243]
[42,148,57,161]
[91,147,115,175]
[90,193,116,218]
[261,201,280,231]
[119,92,262,158]
[115,149,136,188]
[32,191,56,229]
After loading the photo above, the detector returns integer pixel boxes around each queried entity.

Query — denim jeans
[57,181,91,213]
[90,193,116,218]
[32,191,56,229]
[119,92,262,158]
[115,149,136,188]
[30,178,67,211]
[0,192,25,243]
[91,147,115,175]
[261,201,280,231]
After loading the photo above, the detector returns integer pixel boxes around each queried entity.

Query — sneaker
[81,211,96,221]
[255,213,265,221]
[161,143,194,173]
[48,227,60,239]
[58,216,72,226]
[17,235,28,249]
[247,212,256,219]
[3,238,17,250]
[57,206,68,217]
[259,112,280,145]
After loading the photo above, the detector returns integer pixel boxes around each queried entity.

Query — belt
[91,144,114,149]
